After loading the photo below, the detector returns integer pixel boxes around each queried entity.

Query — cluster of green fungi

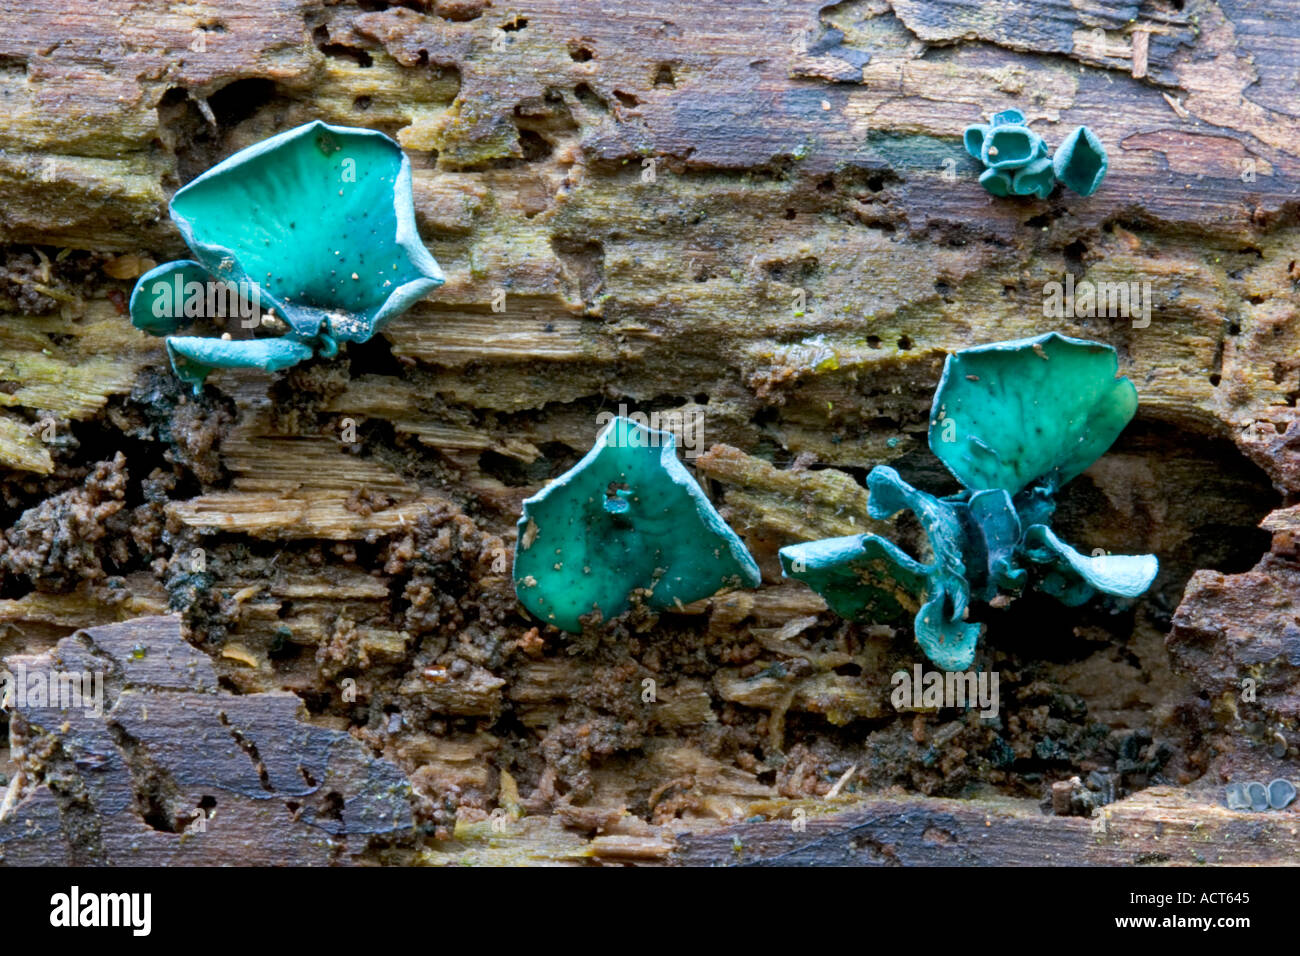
[128,120,443,393]
[124,122,1152,669]
[514,334,1158,669]
[1225,779,1296,812]
[964,110,1108,199]
[780,333,1157,670]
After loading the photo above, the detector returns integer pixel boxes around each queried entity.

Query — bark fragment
[0,615,412,864]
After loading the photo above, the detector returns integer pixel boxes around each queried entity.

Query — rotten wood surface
[672,786,1300,866]
[0,615,411,864]
[0,0,1299,865]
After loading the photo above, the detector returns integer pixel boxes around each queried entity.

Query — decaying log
[672,785,1300,866]
[1,0,1299,865]
[0,615,411,864]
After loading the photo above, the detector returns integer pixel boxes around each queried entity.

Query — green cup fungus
[128,127,1145,675]
[1052,125,1110,198]
[780,333,1158,671]
[1225,779,1296,811]
[129,120,443,393]
[963,109,1109,199]
[513,416,761,632]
